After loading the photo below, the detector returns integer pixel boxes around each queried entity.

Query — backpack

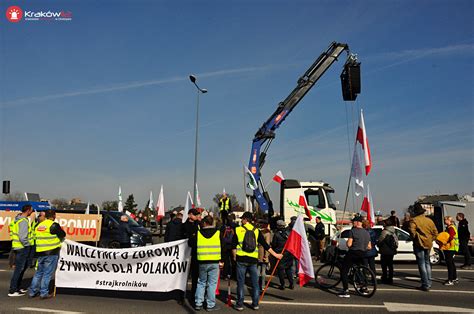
[385,234,398,251]
[241,225,257,253]
[223,226,235,245]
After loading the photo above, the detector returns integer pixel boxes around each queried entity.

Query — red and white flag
[284,215,315,287]
[195,183,202,207]
[156,185,165,222]
[360,184,375,227]
[126,210,136,219]
[356,109,372,175]
[273,170,285,184]
[298,191,312,221]
[182,191,194,223]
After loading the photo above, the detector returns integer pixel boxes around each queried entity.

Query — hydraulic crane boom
[248,42,360,213]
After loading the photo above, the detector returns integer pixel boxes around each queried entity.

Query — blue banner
[0,201,53,211]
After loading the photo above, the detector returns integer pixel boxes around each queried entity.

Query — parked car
[324,225,442,265]
[100,211,153,248]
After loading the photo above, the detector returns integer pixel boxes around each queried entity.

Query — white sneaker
[8,291,26,297]
[443,280,454,286]
[19,288,28,293]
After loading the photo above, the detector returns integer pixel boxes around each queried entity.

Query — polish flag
[126,210,136,219]
[298,192,312,221]
[284,215,315,287]
[156,185,165,222]
[118,186,124,212]
[356,109,372,175]
[360,185,375,227]
[273,170,285,184]
[195,183,202,207]
[182,191,194,223]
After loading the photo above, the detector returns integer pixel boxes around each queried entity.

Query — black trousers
[277,264,294,287]
[444,250,457,281]
[459,241,472,266]
[341,250,366,291]
[380,254,394,281]
[220,210,228,225]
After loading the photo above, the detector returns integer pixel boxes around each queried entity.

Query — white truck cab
[279,179,337,237]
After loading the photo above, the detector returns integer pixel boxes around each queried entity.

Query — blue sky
[1,0,473,214]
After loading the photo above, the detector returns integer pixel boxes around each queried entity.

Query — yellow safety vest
[197,229,221,261]
[446,225,459,252]
[235,223,259,259]
[9,217,34,249]
[35,219,62,253]
[220,198,230,211]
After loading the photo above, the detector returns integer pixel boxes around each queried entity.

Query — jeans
[29,255,59,297]
[414,247,431,288]
[443,250,457,281]
[9,247,32,293]
[195,263,219,308]
[236,262,259,308]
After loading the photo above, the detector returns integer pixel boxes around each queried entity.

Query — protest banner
[0,212,102,242]
[56,239,191,292]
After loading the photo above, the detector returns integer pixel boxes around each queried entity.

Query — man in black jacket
[271,220,294,290]
[118,215,133,248]
[457,213,471,269]
[164,212,185,242]
[313,216,325,261]
[185,208,202,303]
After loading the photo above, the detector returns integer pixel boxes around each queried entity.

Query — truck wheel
[430,248,442,265]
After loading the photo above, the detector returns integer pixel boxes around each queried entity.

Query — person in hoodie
[377,219,399,284]
[190,214,222,311]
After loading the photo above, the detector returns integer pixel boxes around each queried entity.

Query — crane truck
[247,42,361,236]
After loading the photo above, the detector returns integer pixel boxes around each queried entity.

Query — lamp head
[200,88,208,94]
[189,75,197,83]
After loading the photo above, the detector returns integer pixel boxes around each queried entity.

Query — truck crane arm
[248,41,360,213]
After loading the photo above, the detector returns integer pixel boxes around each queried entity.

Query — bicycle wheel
[315,263,341,289]
[352,265,377,297]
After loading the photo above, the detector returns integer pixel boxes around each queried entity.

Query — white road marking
[378,288,474,294]
[18,308,85,314]
[260,301,385,309]
[384,302,474,313]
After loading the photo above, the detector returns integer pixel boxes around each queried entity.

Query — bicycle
[315,248,377,297]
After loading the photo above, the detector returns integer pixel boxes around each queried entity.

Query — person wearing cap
[232,212,283,311]
[185,208,202,303]
[338,214,371,298]
[408,203,438,292]
[271,220,294,290]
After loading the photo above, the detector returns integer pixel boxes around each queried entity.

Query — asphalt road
[1,254,473,314]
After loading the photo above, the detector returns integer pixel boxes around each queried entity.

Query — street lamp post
[189,75,207,205]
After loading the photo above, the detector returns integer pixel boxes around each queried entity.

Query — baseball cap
[351,214,363,222]
[240,212,254,221]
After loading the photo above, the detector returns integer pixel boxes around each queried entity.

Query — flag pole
[259,247,286,302]
[342,139,358,224]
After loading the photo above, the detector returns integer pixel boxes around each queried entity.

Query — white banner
[56,239,191,292]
